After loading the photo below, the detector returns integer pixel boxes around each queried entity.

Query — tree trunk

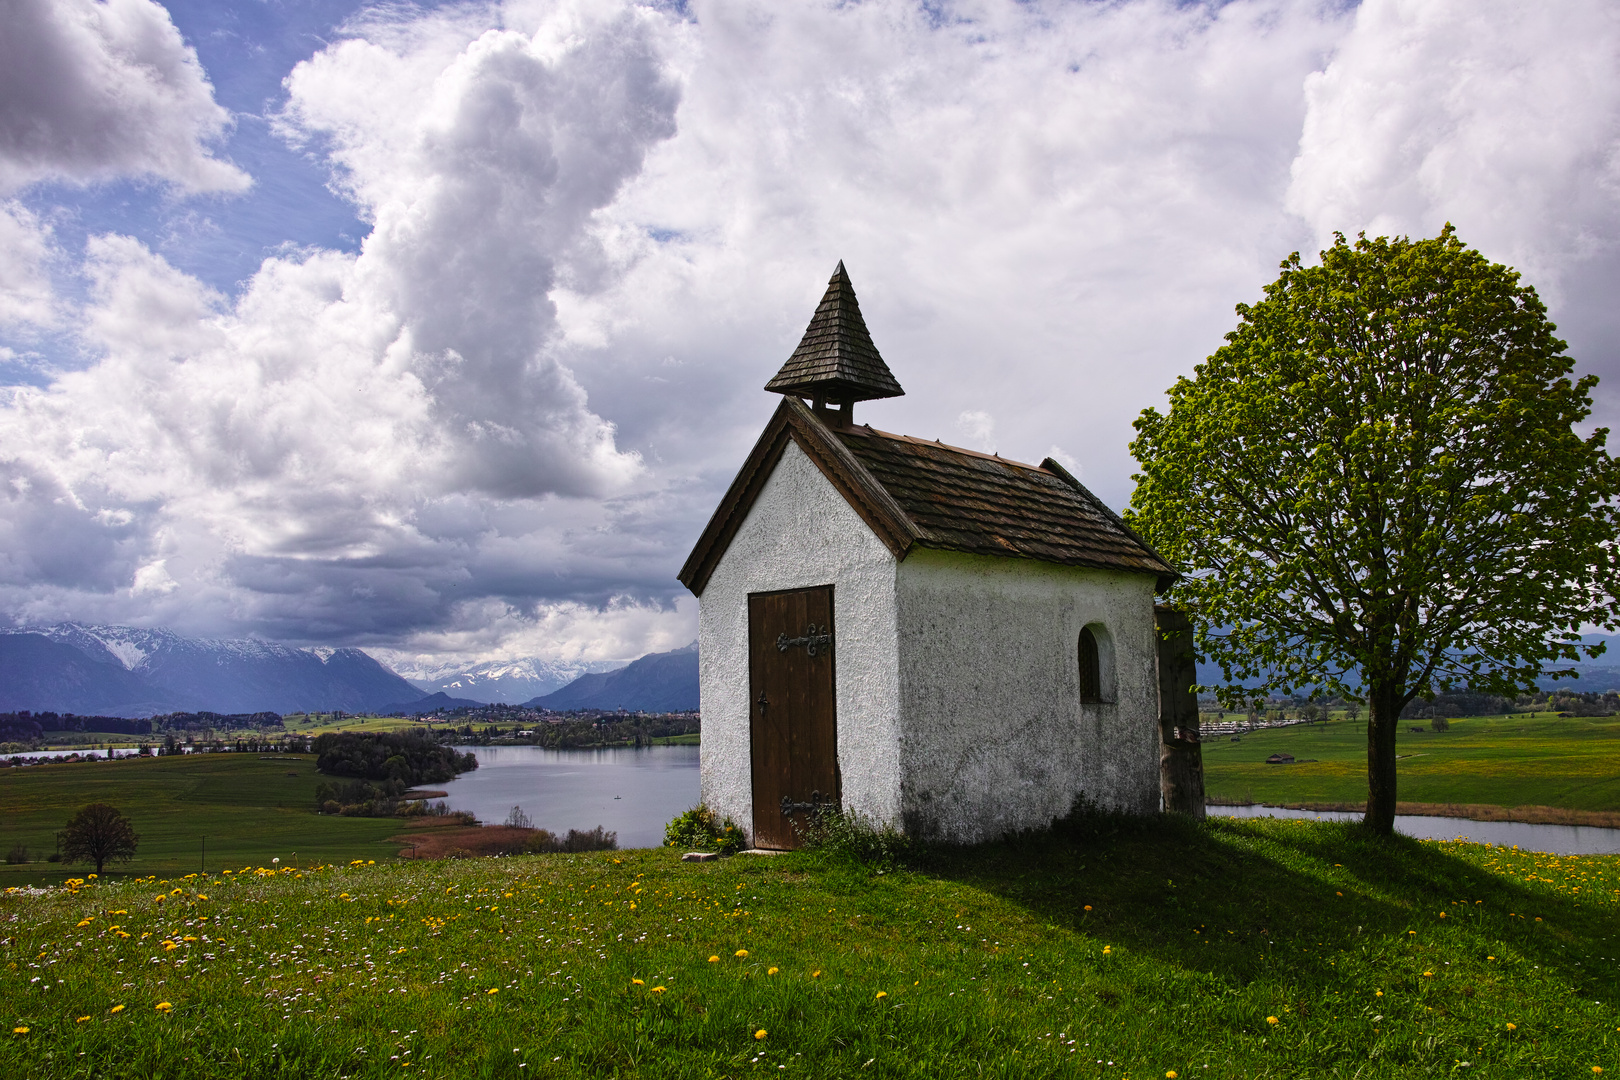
[1155,606,1205,817]
[1364,680,1403,835]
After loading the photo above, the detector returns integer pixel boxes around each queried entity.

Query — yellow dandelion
[13,1026,28,1035]
[487,988,499,995]
[1376,991,1384,997]
[195,894,207,900]
[708,955,719,963]
[1266,1016,1279,1026]
[1422,971,1433,978]
[1084,905,1092,912]
[1168,1073,1178,1079]
[875,991,887,1000]
[768,967,779,976]
[76,918,93,927]
[1506,1023,1516,1031]
[156,1002,173,1012]
[1592,1069,1602,1075]
[76,1016,90,1023]
[109,1005,125,1014]
[755,1029,768,1040]
[632,979,645,986]
[735,949,749,958]
[650,986,666,993]
[1487,956,1496,960]
[1102,946,1112,955]
[812,970,822,978]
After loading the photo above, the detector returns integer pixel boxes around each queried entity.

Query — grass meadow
[0,755,407,890]
[1202,713,1620,814]
[2,815,1618,1078]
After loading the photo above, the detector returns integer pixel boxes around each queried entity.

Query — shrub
[795,808,913,868]
[665,805,744,855]
[527,826,618,854]
[5,844,28,864]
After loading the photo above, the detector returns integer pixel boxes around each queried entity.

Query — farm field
[1202,713,1620,814]
[0,754,411,890]
[2,816,1616,1078]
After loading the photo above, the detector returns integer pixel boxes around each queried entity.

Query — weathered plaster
[696,440,902,843]
[894,548,1160,843]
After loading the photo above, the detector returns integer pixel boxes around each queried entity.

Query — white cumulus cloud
[0,0,249,194]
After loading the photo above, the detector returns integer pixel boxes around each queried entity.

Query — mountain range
[0,624,422,717]
[525,643,698,712]
[392,656,627,705]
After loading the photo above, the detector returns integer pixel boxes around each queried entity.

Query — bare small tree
[60,803,139,875]
[504,805,533,829]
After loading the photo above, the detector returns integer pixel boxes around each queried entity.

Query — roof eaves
[677,399,921,597]
[1038,456,1181,591]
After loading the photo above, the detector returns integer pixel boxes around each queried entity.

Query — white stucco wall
[696,440,902,844]
[894,548,1161,844]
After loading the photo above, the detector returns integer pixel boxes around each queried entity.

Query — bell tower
[764,261,904,427]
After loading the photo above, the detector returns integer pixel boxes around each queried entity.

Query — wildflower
[768,967,779,976]
[755,1030,768,1040]
[735,949,749,958]
[487,988,499,995]
[1168,1073,1178,1078]
[76,918,93,927]
[1084,905,1092,912]
[13,1027,28,1035]
[1506,1023,1516,1031]
[196,894,207,901]
[1102,946,1111,955]
[1266,1017,1279,1026]
[812,971,821,978]
[1376,991,1383,997]
[1422,971,1434,978]
[76,1016,90,1023]
[650,986,666,993]
[632,979,645,986]
[156,1002,173,1012]
[708,955,719,963]
[1487,956,1496,961]
[109,1005,125,1014]
[875,992,887,1000]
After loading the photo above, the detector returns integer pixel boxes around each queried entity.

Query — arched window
[1078,626,1103,704]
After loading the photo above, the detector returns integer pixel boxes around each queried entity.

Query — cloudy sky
[0,0,1616,673]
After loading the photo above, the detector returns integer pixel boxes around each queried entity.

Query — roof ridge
[848,425,1051,471]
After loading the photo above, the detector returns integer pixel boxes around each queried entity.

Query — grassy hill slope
[2,816,1616,1078]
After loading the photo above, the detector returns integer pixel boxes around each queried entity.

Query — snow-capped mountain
[0,623,422,717]
[391,656,628,705]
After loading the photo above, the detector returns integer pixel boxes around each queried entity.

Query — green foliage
[1128,226,1620,830]
[664,804,744,855]
[795,808,914,868]
[312,730,477,786]
[59,802,139,875]
[1,822,1615,1078]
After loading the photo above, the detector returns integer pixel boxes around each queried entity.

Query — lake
[439,745,700,850]
[1211,803,1620,855]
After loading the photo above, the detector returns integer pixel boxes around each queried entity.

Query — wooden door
[749,586,838,850]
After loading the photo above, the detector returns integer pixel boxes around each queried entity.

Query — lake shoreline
[1207,796,1620,829]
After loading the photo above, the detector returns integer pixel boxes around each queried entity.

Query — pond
[438,745,700,850]
[1210,803,1620,856]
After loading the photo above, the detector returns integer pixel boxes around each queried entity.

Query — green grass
[1203,713,1620,811]
[2,817,1617,1078]
[0,755,407,889]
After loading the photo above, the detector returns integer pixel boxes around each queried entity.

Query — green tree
[59,803,140,875]
[1127,227,1620,834]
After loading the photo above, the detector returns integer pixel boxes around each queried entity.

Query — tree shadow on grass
[913,808,1618,1001]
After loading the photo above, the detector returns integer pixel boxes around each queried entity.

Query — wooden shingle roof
[763,262,905,403]
[678,398,1176,595]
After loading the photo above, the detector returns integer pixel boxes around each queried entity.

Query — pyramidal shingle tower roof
[764,262,905,403]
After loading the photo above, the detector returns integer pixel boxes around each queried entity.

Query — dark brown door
[749,586,838,850]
